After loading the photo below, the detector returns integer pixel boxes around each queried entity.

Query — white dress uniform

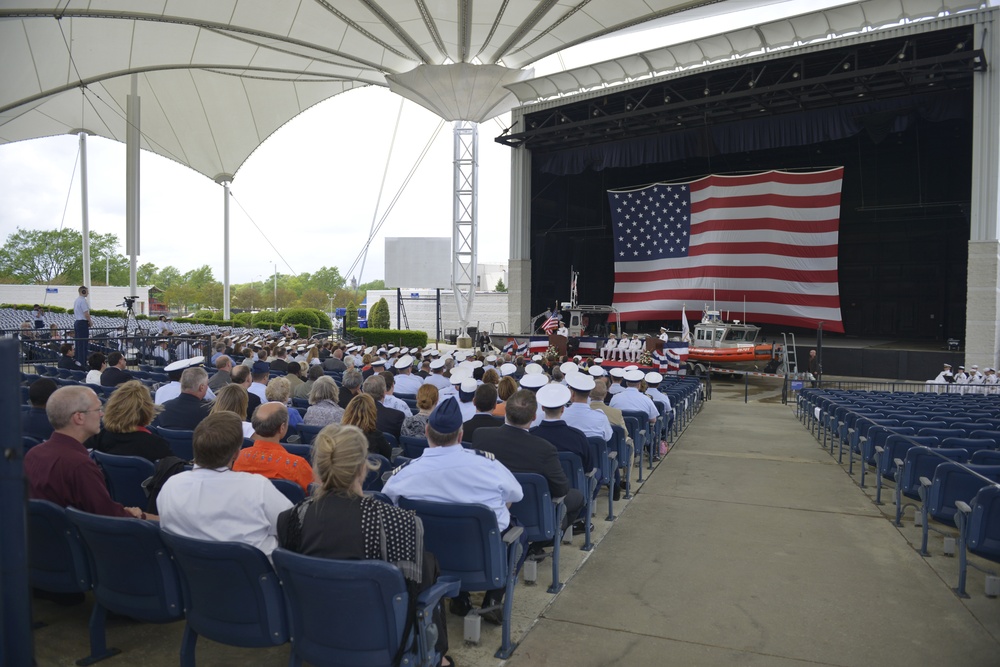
[616,337,630,361]
[627,337,643,362]
[393,372,424,396]
[248,382,269,404]
[458,400,478,423]
[425,373,451,393]
[563,401,612,441]
[602,337,617,358]
[382,445,523,530]
[610,386,659,422]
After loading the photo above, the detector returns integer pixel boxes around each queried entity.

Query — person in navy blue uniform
[22,378,57,442]
[462,384,503,441]
[383,397,523,623]
[99,351,133,387]
[472,390,585,531]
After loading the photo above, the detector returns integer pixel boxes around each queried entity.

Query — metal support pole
[126,74,140,297]
[216,178,232,320]
[79,131,91,291]
[436,288,441,345]
[816,322,824,386]
[396,288,402,330]
[452,121,478,338]
[0,340,33,665]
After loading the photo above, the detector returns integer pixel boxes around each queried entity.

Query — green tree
[369,297,391,329]
[495,278,507,292]
[358,278,386,292]
[156,266,182,288]
[307,266,347,294]
[345,301,358,330]
[137,262,159,285]
[182,265,215,290]
[232,284,263,310]
[0,227,126,284]
[297,288,329,310]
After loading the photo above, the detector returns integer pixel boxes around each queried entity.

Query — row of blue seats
[797,388,1000,598]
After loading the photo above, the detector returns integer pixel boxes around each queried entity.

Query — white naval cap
[536,383,571,409]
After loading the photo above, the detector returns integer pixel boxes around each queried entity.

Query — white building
[366,289,510,341]
[0,285,158,314]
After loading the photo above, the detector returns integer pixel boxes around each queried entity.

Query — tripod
[118,297,141,363]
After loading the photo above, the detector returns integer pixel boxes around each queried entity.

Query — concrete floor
[29,379,1000,666]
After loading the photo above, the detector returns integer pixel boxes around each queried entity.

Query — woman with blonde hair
[265,376,304,430]
[493,375,518,417]
[85,380,173,461]
[306,345,321,366]
[481,368,500,387]
[341,393,391,459]
[276,424,453,667]
[303,376,344,426]
[401,383,438,438]
[209,383,254,438]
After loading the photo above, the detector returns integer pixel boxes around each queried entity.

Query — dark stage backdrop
[527,102,971,342]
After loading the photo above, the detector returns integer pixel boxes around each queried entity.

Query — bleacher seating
[511,472,565,594]
[91,451,155,508]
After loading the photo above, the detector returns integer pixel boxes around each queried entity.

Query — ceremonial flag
[681,304,691,343]
[518,341,529,355]
[608,169,844,332]
[503,339,516,355]
[541,313,559,334]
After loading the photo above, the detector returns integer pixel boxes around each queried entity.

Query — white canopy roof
[0,0,731,180]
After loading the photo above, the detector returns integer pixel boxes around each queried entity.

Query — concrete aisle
[507,390,1000,667]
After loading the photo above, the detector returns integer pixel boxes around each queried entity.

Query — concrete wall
[0,285,156,314]
[365,290,510,340]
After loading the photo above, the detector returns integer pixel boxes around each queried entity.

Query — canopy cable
[228,192,298,277]
[343,118,445,297]
[355,98,405,296]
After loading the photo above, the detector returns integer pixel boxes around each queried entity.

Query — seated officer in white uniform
[627,335,644,362]
[392,355,424,395]
[382,397,523,622]
[602,334,617,359]
[610,368,659,426]
[644,371,673,430]
[615,334,630,361]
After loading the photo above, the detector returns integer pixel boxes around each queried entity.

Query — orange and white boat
[685,310,778,373]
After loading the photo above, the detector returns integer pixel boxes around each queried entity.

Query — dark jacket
[375,401,405,440]
[22,407,53,441]
[85,428,174,462]
[531,419,596,475]
[100,365,133,387]
[155,393,211,431]
[58,355,82,370]
[269,359,289,372]
[472,424,569,498]
[462,413,504,442]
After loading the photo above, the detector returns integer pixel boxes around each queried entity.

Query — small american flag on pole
[608,169,844,332]
[541,313,560,334]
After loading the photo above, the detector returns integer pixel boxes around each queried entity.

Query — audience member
[22,378,57,441]
[293,364,325,399]
[159,412,292,556]
[231,364,261,420]
[85,352,106,385]
[338,369,363,409]
[462,383,503,440]
[303,376,344,426]
[342,393,392,459]
[57,343,82,370]
[265,376,302,430]
[362,374,404,439]
[86,381,173,461]
[24,386,148,518]
[235,402,313,493]
[155,366,212,431]
[100,351,133,387]
[208,354,234,392]
[209,383,255,438]
[401,383,438,438]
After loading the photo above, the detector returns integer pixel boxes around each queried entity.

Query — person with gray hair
[24,386,148,519]
[304,376,344,426]
[294,363,326,399]
[363,374,405,439]
[155,366,212,431]
[338,368,363,410]
[235,402,314,493]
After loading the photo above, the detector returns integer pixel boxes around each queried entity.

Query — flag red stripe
[614,265,839,283]
[611,287,842,308]
[692,218,840,234]
[688,242,839,258]
[691,169,844,190]
[691,192,842,212]
[618,308,846,333]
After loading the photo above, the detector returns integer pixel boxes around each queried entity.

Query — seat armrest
[607,452,618,461]
[586,469,597,478]
[955,500,972,516]
[552,496,566,504]
[919,476,932,488]
[416,576,461,609]
[893,458,904,468]
[502,526,524,544]
[875,446,884,454]
[391,446,402,459]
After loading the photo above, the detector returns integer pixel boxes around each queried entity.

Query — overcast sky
[0,0,860,288]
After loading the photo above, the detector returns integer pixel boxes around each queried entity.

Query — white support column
[215,175,234,320]
[452,121,478,339]
[966,18,1000,368]
[126,74,140,296]
[79,131,91,291]
[508,110,532,335]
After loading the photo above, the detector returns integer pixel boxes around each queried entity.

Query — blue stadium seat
[153,427,195,461]
[65,509,183,665]
[398,499,524,659]
[271,479,305,504]
[920,463,1000,557]
[511,472,565,593]
[893,446,969,526]
[955,484,1000,597]
[296,423,323,445]
[610,424,633,500]
[400,435,429,459]
[588,436,618,521]
[27,500,92,595]
[160,532,288,665]
[272,551,460,667]
[558,451,595,552]
[91,450,155,509]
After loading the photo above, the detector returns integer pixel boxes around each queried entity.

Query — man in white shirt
[392,355,424,395]
[610,369,659,426]
[158,412,292,556]
[615,334,630,361]
[563,372,612,442]
[248,360,271,405]
[73,285,92,363]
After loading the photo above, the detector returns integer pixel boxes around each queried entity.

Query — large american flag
[607,169,844,332]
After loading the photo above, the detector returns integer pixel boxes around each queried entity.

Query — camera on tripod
[119,295,139,309]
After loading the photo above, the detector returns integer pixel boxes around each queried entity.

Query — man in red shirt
[233,402,313,492]
[24,386,149,519]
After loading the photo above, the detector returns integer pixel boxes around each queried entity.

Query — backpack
[141,456,190,514]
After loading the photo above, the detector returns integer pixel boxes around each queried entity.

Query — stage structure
[499,3,1000,367]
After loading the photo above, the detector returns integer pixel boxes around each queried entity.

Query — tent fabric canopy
[0,0,728,179]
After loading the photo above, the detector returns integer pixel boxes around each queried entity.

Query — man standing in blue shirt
[73,285,92,364]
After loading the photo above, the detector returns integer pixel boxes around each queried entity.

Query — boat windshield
[724,329,747,342]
